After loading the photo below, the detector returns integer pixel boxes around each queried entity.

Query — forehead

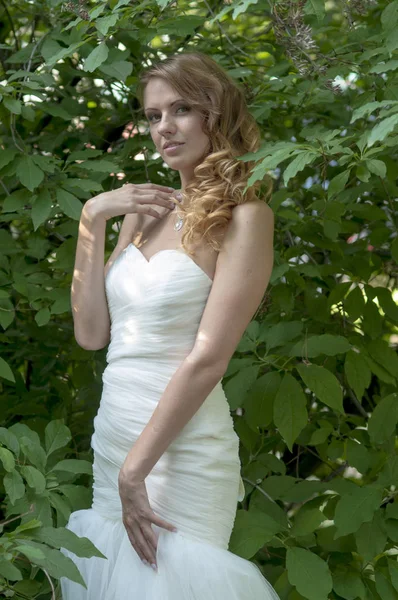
[143,78,182,109]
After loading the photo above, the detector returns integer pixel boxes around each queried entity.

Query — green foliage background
[0,0,397,598]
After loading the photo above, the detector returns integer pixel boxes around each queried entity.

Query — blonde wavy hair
[137,51,273,257]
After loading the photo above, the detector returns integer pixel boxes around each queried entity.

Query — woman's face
[143,77,211,186]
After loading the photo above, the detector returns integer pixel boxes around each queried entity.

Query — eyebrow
[144,99,185,113]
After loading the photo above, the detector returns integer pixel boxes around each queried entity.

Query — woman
[61,51,278,599]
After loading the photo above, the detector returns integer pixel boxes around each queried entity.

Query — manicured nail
[142,558,148,565]
[151,563,157,571]
[172,528,178,533]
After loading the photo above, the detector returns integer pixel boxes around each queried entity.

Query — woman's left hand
[118,468,178,570]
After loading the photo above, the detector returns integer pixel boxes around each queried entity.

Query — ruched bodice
[105,243,213,364]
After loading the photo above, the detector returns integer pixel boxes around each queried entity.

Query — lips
[164,142,184,149]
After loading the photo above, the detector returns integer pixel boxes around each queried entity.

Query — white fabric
[60,243,280,599]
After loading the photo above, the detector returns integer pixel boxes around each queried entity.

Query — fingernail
[151,563,157,571]
[142,559,148,565]
[172,528,178,533]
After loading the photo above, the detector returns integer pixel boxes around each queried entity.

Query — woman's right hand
[86,182,178,221]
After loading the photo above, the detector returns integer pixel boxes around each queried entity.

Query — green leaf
[76,159,118,173]
[228,509,281,559]
[375,568,397,600]
[264,321,303,351]
[367,339,398,378]
[327,169,350,200]
[28,495,52,527]
[3,188,32,213]
[334,485,384,538]
[56,188,83,220]
[45,420,72,456]
[224,365,259,410]
[0,148,18,170]
[20,465,46,493]
[16,541,88,588]
[244,371,281,429]
[19,436,47,472]
[84,42,109,73]
[296,363,344,414]
[273,373,308,452]
[345,438,370,474]
[365,159,387,178]
[31,526,106,559]
[291,507,326,537]
[0,447,15,471]
[286,547,333,600]
[0,427,20,455]
[14,543,46,561]
[95,14,118,35]
[304,0,325,22]
[288,334,351,358]
[332,567,366,600]
[4,469,25,504]
[283,151,318,186]
[31,188,53,230]
[64,178,103,192]
[355,510,387,561]
[387,558,398,592]
[100,60,133,82]
[16,156,44,191]
[3,97,22,114]
[0,558,23,581]
[35,307,51,326]
[344,350,371,403]
[50,459,93,475]
[368,393,398,444]
[376,455,398,487]
[0,356,15,382]
[13,518,42,535]
[368,113,398,147]
[261,475,297,500]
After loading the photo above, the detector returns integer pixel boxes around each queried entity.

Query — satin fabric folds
[60,243,280,600]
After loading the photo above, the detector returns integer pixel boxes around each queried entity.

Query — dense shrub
[0,0,397,598]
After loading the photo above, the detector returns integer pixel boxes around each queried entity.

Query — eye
[147,106,190,123]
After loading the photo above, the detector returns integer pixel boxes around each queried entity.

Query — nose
[156,114,177,137]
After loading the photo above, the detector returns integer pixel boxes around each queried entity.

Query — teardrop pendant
[174,215,183,231]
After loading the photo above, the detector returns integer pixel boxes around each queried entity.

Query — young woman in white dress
[61,51,279,599]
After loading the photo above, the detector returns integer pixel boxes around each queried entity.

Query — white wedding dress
[60,242,280,600]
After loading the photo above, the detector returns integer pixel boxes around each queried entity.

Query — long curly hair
[137,51,273,257]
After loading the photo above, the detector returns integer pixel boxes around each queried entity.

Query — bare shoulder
[221,199,274,254]
[234,198,274,222]
[104,211,152,277]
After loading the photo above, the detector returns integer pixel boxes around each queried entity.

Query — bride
[61,50,278,599]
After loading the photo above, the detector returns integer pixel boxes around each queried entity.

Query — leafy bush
[0,0,397,599]
[0,420,105,597]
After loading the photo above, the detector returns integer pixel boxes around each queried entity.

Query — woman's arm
[72,202,138,350]
[120,201,274,480]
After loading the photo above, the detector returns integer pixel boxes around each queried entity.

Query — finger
[151,513,178,533]
[137,183,175,193]
[141,522,158,554]
[136,190,176,208]
[124,526,145,563]
[135,523,157,566]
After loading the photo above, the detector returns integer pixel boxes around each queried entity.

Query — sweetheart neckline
[126,243,214,284]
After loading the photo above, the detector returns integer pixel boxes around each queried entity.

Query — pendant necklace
[173,191,184,232]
